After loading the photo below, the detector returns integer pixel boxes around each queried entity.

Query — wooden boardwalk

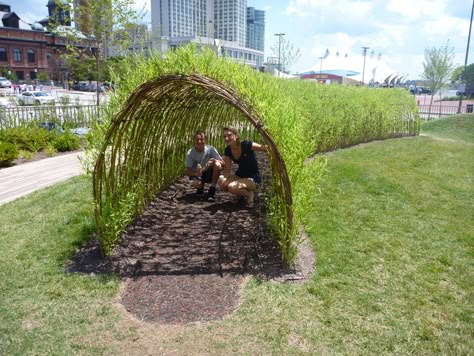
[0,151,84,205]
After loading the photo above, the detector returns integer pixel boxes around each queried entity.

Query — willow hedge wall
[88,45,419,265]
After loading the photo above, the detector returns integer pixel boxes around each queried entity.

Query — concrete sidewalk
[0,151,85,205]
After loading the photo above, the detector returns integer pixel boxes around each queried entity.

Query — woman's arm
[251,142,267,152]
[218,155,232,190]
[223,156,231,178]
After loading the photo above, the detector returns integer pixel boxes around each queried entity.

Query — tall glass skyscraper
[151,0,213,38]
[246,7,264,51]
[151,0,265,68]
[213,0,246,47]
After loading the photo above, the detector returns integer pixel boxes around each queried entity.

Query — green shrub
[59,95,71,106]
[19,149,33,160]
[0,142,19,167]
[1,127,31,150]
[45,143,57,157]
[54,130,80,152]
[27,127,51,153]
[1,126,52,152]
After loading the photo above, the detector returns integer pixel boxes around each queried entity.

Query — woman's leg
[227,178,256,207]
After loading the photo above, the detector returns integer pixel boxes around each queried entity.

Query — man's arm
[185,149,201,177]
[186,166,202,177]
[208,146,224,166]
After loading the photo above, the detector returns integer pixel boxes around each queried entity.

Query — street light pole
[361,46,370,86]
[34,63,38,85]
[458,0,474,113]
[318,56,324,81]
[90,46,100,106]
[275,33,285,76]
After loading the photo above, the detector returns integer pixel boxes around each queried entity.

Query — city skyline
[14,0,474,81]
[150,0,264,68]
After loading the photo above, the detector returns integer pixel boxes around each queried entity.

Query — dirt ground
[66,152,315,325]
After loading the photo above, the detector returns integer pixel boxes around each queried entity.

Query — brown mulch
[66,152,315,325]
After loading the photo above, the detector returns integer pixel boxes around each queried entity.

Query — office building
[151,0,264,69]
[246,7,264,51]
[214,0,246,46]
[152,0,212,38]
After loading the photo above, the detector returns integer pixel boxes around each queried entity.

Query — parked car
[87,82,106,92]
[409,86,431,95]
[37,122,64,133]
[0,77,12,88]
[38,121,91,137]
[17,91,55,106]
[456,90,465,96]
[72,82,90,91]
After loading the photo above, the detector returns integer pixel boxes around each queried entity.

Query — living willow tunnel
[93,74,293,263]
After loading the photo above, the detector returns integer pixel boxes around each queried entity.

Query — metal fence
[417,103,473,120]
[0,104,104,129]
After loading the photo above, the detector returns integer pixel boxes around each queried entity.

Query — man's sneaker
[207,187,216,202]
[196,187,204,197]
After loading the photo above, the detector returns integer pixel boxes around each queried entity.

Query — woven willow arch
[93,74,292,256]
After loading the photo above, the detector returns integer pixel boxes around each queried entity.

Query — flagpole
[318,49,329,83]
[458,0,474,113]
[361,46,370,86]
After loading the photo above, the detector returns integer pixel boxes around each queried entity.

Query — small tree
[451,65,465,83]
[57,0,145,91]
[38,72,49,83]
[270,37,300,74]
[462,63,474,98]
[421,40,455,117]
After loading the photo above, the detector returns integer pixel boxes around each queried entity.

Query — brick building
[0,0,90,83]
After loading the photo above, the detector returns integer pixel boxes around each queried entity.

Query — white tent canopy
[300,54,401,84]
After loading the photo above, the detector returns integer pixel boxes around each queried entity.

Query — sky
[12,0,474,82]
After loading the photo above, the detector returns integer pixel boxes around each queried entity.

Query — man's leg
[202,168,216,201]
[208,161,223,201]
[190,177,204,196]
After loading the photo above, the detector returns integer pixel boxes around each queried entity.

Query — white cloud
[281,0,472,79]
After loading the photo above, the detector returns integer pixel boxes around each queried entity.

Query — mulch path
[66,152,315,325]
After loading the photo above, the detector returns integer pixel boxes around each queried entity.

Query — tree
[421,40,455,117]
[55,0,146,102]
[462,63,474,98]
[451,65,465,83]
[270,37,301,74]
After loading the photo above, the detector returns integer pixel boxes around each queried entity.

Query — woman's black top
[224,140,261,183]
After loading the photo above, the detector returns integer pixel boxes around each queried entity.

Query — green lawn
[1,115,472,355]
